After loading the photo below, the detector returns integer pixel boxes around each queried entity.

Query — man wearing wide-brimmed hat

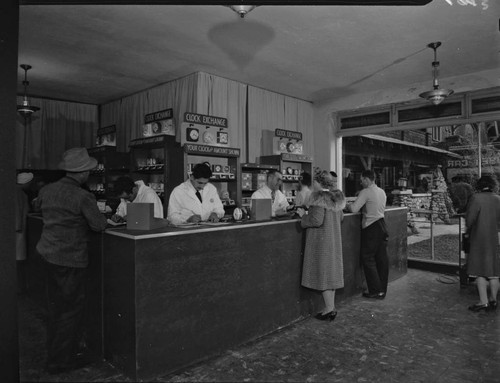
[34,147,107,374]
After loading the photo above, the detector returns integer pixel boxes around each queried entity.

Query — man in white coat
[168,163,225,225]
[112,176,164,220]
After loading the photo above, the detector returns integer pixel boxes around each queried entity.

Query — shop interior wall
[16,97,98,169]
[16,71,315,171]
[99,71,314,164]
[312,67,500,178]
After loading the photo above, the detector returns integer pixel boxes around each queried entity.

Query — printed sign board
[181,112,230,148]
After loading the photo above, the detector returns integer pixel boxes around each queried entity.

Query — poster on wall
[142,108,175,137]
[181,112,229,147]
[96,125,117,147]
[273,129,304,155]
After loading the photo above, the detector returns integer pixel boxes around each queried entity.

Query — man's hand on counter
[207,212,220,223]
[110,214,126,223]
[187,214,202,223]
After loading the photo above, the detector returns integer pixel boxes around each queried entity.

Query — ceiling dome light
[17,64,40,118]
[419,42,454,106]
[228,5,257,18]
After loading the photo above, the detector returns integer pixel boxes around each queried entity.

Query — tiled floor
[19,268,500,382]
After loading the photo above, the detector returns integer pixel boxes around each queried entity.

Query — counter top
[105,206,407,240]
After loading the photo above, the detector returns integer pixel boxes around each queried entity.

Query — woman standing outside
[298,170,345,321]
[466,175,500,312]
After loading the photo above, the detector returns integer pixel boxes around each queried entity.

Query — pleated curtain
[16,96,97,169]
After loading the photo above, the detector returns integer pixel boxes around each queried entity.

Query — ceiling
[18,1,500,106]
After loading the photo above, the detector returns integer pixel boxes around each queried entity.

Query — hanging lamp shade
[17,64,40,118]
[419,42,454,106]
[228,5,257,18]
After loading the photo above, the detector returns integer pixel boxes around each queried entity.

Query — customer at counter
[297,170,345,322]
[251,169,289,217]
[295,172,312,208]
[112,176,164,221]
[167,163,224,225]
[346,169,389,300]
[33,147,107,374]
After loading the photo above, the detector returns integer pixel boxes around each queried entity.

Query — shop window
[431,127,442,142]
[486,121,500,142]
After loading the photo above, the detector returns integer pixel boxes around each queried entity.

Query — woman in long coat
[465,175,500,312]
[298,170,345,321]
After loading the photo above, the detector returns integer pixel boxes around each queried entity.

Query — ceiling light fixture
[17,64,40,118]
[228,5,257,18]
[419,42,454,106]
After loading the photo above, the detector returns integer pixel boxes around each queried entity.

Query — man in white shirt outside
[347,169,388,299]
[112,176,164,220]
[167,163,225,225]
[251,170,289,217]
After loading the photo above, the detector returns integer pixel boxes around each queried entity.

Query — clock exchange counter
[102,207,407,380]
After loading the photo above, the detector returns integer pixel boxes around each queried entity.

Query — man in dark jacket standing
[34,147,107,374]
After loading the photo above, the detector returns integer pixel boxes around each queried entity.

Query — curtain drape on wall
[16,97,97,169]
[99,73,198,151]
[247,86,314,163]
[196,72,247,160]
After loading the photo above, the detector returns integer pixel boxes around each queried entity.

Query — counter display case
[183,143,242,212]
[260,153,313,205]
[240,163,280,208]
[129,135,184,213]
[86,146,130,211]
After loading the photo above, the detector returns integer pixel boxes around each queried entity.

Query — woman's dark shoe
[315,311,338,322]
[468,303,489,312]
[488,300,497,310]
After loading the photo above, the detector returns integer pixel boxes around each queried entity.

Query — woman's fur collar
[308,190,345,211]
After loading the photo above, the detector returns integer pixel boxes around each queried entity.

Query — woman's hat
[58,147,97,172]
[17,172,34,185]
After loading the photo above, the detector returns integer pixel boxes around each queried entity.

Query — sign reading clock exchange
[181,112,230,148]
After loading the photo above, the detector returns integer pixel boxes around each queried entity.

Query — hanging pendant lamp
[17,64,40,118]
[228,5,257,18]
[419,42,454,106]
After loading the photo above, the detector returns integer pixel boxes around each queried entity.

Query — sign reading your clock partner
[181,112,230,148]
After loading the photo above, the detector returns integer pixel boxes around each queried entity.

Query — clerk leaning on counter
[33,147,107,374]
[250,169,289,217]
[112,176,164,220]
[168,162,225,224]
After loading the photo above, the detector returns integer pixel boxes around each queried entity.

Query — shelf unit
[183,144,241,213]
[260,153,313,205]
[86,146,130,211]
[129,135,184,215]
[240,163,280,208]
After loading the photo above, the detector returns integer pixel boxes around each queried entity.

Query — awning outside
[361,134,462,159]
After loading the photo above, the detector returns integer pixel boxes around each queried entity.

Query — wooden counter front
[103,207,407,380]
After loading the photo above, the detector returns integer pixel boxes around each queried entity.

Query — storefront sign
[144,108,173,123]
[272,129,305,155]
[447,155,500,168]
[143,108,175,137]
[275,129,302,141]
[184,144,240,157]
[181,112,230,148]
[184,112,228,128]
[96,124,116,147]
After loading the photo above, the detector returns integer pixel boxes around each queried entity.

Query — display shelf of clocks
[183,144,242,212]
[86,146,130,210]
[259,153,313,205]
[240,163,280,208]
[129,135,184,211]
